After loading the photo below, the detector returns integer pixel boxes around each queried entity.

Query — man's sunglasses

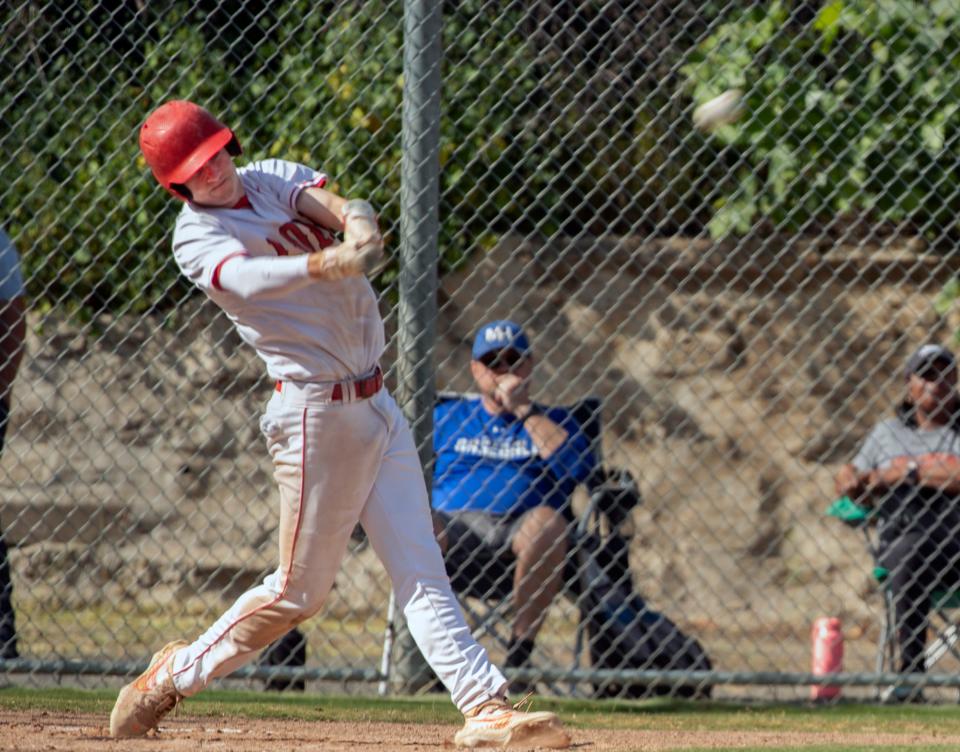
[478,349,528,369]
[916,361,956,381]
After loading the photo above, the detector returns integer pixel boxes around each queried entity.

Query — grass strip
[1,687,959,740]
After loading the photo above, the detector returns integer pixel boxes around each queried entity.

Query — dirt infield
[4,711,960,751]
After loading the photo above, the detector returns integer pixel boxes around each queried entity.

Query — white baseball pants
[167,382,507,712]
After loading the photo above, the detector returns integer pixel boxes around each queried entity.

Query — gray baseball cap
[905,344,956,378]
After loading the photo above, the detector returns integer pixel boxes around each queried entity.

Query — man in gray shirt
[835,344,960,699]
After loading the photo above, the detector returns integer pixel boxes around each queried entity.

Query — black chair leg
[0,531,17,660]
[259,628,306,692]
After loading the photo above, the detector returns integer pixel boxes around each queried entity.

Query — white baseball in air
[693,89,744,131]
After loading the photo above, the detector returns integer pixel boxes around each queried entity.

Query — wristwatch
[906,460,920,485]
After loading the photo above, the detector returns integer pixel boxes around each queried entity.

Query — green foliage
[2,1,711,315]
[0,1,500,314]
[682,0,960,241]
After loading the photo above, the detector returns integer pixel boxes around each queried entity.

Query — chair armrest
[582,467,641,532]
[825,495,870,526]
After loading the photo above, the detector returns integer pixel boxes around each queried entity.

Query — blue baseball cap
[471,320,532,360]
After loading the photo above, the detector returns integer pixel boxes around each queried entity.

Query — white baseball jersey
[172,159,385,382]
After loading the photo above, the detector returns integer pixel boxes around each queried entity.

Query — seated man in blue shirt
[432,320,596,680]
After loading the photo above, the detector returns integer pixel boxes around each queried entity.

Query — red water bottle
[811,616,843,700]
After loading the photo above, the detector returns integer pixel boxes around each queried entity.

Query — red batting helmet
[139,100,242,199]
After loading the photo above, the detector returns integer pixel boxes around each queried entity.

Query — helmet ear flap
[169,183,192,200]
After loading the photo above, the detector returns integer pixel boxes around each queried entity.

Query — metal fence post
[389,0,443,693]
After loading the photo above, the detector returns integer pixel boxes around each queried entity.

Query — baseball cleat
[109,639,188,738]
[454,696,571,749]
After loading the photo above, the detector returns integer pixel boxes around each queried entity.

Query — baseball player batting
[108,99,570,749]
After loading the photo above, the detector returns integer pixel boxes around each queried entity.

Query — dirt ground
[3,712,960,751]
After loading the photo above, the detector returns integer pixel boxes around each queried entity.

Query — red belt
[275,366,383,401]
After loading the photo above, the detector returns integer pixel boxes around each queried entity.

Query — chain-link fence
[2,0,960,701]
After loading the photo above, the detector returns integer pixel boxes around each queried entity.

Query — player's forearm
[216,224,383,297]
[305,240,382,281]
[219,247,382,298]
[296,187,347,231]
[216,254,315,299]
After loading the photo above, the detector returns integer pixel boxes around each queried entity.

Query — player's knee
[263,582,329,623]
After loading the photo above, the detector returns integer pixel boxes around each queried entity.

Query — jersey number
[267,220,335,256]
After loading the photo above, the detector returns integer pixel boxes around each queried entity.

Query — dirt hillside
[3,233,958,689]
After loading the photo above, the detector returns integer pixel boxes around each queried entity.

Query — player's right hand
[307,240,384,280]
[305,201,385,280]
